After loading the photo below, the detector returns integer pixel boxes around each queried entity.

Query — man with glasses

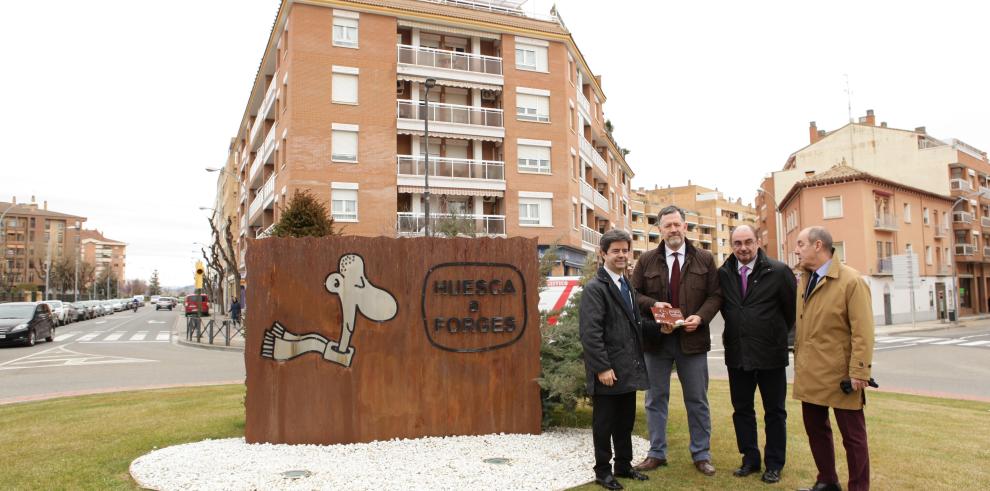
[718,225,796,484]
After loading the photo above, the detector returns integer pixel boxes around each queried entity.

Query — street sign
[892,253,921,290]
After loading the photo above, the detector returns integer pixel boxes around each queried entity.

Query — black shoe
[797,482,841,491]
[762,469,781,483]
[733,463,761,477]
[615,469,649,481]
[595,474,624,490]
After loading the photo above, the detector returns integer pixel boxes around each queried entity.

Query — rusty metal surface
[244,236,541,444]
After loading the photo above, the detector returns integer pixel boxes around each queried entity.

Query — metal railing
[186,316,244,347]
[956,244,975,255]
[397,44,502,75]
[874,214,898,230]
[256,223,276,239]
[950,178,973,192]
[396,213,506,236]
[581,225,602,246]
[877,257,893,274]
[249,78,278,146]
[594,188,609,211]
[397,99,503,127]
[981,216,990,228]
[248,174,276,219]
[580,180,595,203]
[580,137,608,175]
[249,123,278,184]
[577,90,591,116]
[953,211,974,224]
[419,0,559,21]
[396,155,504,180]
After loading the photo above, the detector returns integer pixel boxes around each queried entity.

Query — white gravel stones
[130,428,650,490]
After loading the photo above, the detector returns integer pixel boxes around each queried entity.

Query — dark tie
[805,271,820,300]
[619,276,634,313]
[669,252,681,308]
[740,265,749,297]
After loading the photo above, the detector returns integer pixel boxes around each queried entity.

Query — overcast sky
[3,0,988,286]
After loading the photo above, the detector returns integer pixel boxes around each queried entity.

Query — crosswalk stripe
[54,332,79,342]
[105,331,126,341]
[960,340,990,346]
[909,338,943,344]
[931,339,965,345]
[77,332,102,341]
[129,331,149,341]
[156,332,170,341]
[877,337,917,343]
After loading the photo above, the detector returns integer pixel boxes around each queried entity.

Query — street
[707,315,990,401]
[0,306,244,404]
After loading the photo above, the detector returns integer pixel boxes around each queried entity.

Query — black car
[0,302,56,347]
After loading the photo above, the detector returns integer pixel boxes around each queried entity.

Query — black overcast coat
[579,267,649,396]
[718,249,797,370]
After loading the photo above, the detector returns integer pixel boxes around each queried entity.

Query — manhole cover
[483,457,511,465]
[281,470,312,479]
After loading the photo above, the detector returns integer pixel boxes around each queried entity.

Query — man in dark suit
[631,206,722,477]
[580,229,650,490]
[718,225,796,484]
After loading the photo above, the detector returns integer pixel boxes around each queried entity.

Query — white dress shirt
[664,243,687,281]
[605,267,633,307]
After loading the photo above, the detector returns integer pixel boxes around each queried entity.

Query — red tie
[670,252,681,308]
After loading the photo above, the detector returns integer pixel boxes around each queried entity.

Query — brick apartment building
[630,183,757,266]
[758,110,990,320]
[0,197,86,294]
[80,229,127,286]
[224,0,635,279]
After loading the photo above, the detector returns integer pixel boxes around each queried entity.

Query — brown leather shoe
[632,456,668,471]
[694,460,716,476]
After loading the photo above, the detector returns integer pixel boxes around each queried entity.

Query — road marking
[130,331,149,341]
[106,331,126,341]
[77,332,103,341]
[960,340,990,346]
[909,338,943,344]
[148,320,166,324]
[54,332,79,342]
[877,337,917,343]
[931,339,965,345]
[0,345,154,371]
[156,332,170,341]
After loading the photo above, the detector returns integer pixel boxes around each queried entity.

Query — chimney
[880,122,887,128]
[31,195,35,203]
[865,109,875,126]
[11,196,15,204]
[43,200,47,211]
[915,126,926,134]
[809,121,820,144]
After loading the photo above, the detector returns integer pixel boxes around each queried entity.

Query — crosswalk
[875,335,990,351]
[54,330,171,344]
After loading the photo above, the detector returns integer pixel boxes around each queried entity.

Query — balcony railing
[936,264,951,276]
[580,180,595,203]
[981,186,990,197]
[934,224,949,237]
[984,246,990,257]
[250,78,278,147]
[981,216,990,228]
[876,257,893,274]
[874,214,898,230]
[396,213,505,236]
[956,244,975,255]
[953,211,974,224]
[950,178,973,192]
[577,90,591,116]
[249,123,278,184]
[581,225,602,247]
[594,188,609,211]
[256,223,276,239]
[420,0,559,21]
[580,137,608,175]
[397,99,503,127]
[397,44,502,75]
[396,155,504,180]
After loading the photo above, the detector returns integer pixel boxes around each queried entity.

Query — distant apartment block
[224,0,635,278]
[80,229,127,283]
[759,110,990,320]
[630,183,758,265]
[0,196,86,291]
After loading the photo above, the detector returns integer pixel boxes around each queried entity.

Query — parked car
[0,302,56,346]
[42,300,67,326]
[62,303,78,324]
[150,295,161,305]
[184,294,209,316]
[156,297,175,311]
[70,302,90,321]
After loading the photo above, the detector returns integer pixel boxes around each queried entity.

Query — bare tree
[207,215,242,311]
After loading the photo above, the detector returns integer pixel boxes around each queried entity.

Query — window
[515,47,537,70]
[331,184,358,221]
[514,37,548,71]
[332,67,358,104]
[926,245,933,265]
[332,15,359,48]
[516,93,550,122]
[823,196,842,219]
[518,192,553,226]
[903,203,912,223]
[517,141,551,174]
[923,207,930,225]
[331,124,358,162]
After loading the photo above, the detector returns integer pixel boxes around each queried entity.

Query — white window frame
[331,66,359,104]
[332,13,359,48]
[926,245,933,265]
[833,241,846,263]
[517,139,551,174]
[331,123,359,163]
[331,182,358,222]
[823,196,843,219]
[923,207,930,225]
[514,37,548,72]
[516,91,550,123]
[518,191,553,227]
[903,203,912,223]
[515,47,537,70]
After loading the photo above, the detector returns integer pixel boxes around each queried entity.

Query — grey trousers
[643,333,712,462]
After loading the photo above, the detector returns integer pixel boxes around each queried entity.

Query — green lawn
[0,382,987,490]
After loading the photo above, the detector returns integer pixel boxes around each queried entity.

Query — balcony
[876,257,893,275]
[396,155,504,181]
[594,188,609,212]
[874,214,898,231]
[396,213,505,237]
[936,264,952,276]
[396,100,504,139]
[249,123,277,185]
[580,137,608,176]
[953,211,974,224]
[956,244,975,256]
[982,216,990,228]
[984,246,990,257]
[981,186,990,197]
[934,224,949,238]
[950,178,973,192]
[248,174,276,221]
[250,77,278,148]
[581,225,602,249]
[396,44,502,84]
[577,90,591,118]
[256,223,276,239]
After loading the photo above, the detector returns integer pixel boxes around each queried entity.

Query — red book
[651,306,685,328]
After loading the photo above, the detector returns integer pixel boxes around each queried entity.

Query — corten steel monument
[244,236,542,445]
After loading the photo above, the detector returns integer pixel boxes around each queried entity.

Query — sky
[2,0,988,286]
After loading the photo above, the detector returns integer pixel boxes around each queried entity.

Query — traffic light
[195,260,205,290]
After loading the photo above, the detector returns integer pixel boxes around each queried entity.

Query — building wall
[1,201,85,290]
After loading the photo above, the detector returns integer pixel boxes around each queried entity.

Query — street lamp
[67,222,81,302]
[422,77,436,237]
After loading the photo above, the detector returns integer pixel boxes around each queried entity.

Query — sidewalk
[875,313,990,336]
[173,314,245,352]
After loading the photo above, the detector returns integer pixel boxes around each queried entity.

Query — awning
[397,73,501,92]
[397,128,503,142]
[397,19,501,40]
[397,186,503,197]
